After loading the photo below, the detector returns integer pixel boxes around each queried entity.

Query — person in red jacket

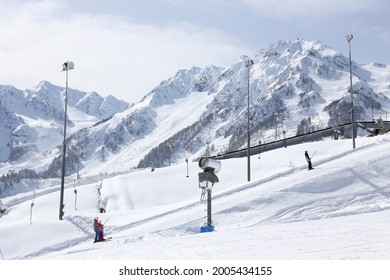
[93,217,101,242]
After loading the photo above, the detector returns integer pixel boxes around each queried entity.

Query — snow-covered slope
[1,134,390,260]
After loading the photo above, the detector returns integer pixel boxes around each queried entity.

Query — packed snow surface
[1,135,390,260]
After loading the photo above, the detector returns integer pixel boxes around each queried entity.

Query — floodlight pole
[168,144,172,166]
[245,59,254,182]
[346,34,356,149]
[59,61,74,220]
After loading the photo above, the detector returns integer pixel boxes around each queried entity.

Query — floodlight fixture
[245,59,254,67]
[62,61,75,71]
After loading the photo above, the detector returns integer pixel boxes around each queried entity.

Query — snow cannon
[198,157,221,173]
[198,157,221,233]
[198,157,221,186]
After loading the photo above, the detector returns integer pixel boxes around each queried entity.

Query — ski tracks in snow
[29,137,390,258]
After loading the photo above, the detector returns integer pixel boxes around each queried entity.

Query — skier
[93,217,101,242]
[0,200,5,214]
[304,150,314,170]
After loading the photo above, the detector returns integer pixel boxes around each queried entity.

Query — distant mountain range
[1,38,390,197]
[0,81,130,162]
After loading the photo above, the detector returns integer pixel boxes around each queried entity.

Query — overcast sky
[0,0,389,103]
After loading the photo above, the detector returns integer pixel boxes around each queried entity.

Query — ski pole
[311,151,317,159]
[103,218,109,225]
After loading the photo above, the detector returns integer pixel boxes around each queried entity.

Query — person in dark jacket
[305,151,313,170]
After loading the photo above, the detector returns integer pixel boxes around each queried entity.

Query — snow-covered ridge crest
[141,65,224,108]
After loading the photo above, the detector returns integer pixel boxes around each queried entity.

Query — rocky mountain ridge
[1,38,390,197]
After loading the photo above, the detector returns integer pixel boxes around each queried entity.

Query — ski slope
[1,134,390,260]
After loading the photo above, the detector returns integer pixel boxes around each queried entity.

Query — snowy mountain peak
[142,65,224,108]
[263,39,331,57]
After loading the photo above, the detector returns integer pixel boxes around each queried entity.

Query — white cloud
[0,0,251,102]
[235,0,384,19]
[3,0,387,103]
